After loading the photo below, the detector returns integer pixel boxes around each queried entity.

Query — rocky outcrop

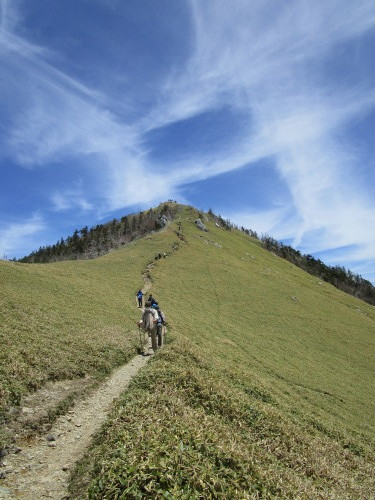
[155,215,169,229]
[194,219,208,232]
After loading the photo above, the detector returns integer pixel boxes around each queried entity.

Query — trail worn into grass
[141,262,153,296]
[0,354,150,499]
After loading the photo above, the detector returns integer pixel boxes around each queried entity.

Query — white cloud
[0,0,22,33]
[153,0,375,280]
[1,0,374,280]
[223,206,302,241]
[1,53,135,167]
[0,214,45,259]
[51,190,93,213]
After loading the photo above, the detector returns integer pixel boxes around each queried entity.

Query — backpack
[149,296,157,306]
[142,309,155,331]
[158,311,166,325]
[137,291,143,299]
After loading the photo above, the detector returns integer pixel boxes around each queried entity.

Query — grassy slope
[0,230,175,447]
[69,206,375,498]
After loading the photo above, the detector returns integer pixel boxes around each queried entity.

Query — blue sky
[1,0,375,283]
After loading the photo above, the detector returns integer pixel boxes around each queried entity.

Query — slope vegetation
[67,206,375,498]
[0,226,175,448]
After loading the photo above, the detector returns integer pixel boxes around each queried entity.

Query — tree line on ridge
[16,203,375,306]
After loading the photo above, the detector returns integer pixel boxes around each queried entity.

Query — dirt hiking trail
[0,354,150,498]
[0,243,173,499]
[0,267,158,499]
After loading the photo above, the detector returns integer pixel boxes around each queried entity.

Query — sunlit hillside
[1,204,374,497]
[0,223,177,447]
[71,205,375,498]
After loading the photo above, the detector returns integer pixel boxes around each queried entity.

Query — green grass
[0,229,177,447]
[1,204,374,496]
[71,344,374,498]
[69,206,375,497]
[152,209,375,445]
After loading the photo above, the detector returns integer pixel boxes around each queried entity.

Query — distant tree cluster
[207,208,243,232]
[261,235,375,306]
[19,203,178,264]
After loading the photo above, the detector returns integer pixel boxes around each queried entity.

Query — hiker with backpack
[138,301,159,355]
[136,289,143,308]
[148,294,157,307]
[152,304,166,347]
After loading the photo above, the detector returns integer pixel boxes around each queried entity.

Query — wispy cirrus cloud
[0,0,185,216]
[51,190,93,213]
[0,214,45,259]
[149,0,375,277]
[0,0,21,33]
[0,0,374,280]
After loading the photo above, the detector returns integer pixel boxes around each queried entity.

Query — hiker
[153,304,166,347]
[138,301,159,354]
[136,289,143,308]
[148,294,157,307]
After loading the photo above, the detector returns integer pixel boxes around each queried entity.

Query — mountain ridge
[1,204,374,496]
[15,202,375,305]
